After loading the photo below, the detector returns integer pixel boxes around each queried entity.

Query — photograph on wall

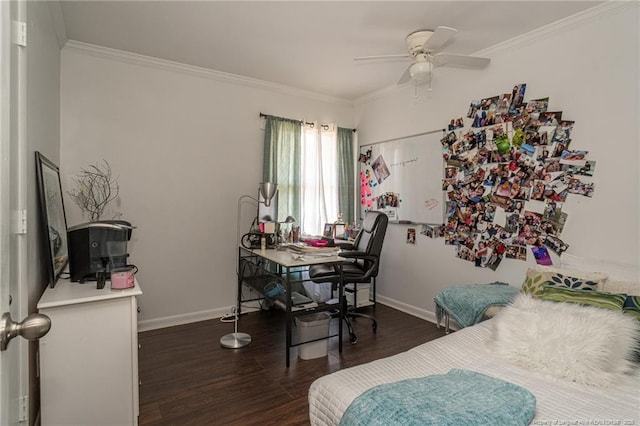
[566,178,595,197]
[480,95,500,111]
[543,200,563,221]
[407,228,416,244]
[422,223,443,238]
[360,146,372,163]
[371,155,391,184]
[448,117,465,130]
[474,239,492,268]
[505,244,527,261]
[456,244,474,262]
[544,234,570,255]
[485,241,506,271]
[541,211,568,236]
[496,93,512,115]
[552,120,574,143]
[562,160,596,176]
[526,97,549,113]
[467,100,481,119]
[531,246,553,265]
[509,84,527,110]
[537,111,563,126]
[560,149,588,167]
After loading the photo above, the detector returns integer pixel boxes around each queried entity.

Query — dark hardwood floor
[138,304,446,425]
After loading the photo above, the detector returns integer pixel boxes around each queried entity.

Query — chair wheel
[350,334,358,344]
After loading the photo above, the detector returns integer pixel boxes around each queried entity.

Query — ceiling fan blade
[397,65,412,85]
[432,53,491,69]
[423,26,458,52]
[354,53,411,62]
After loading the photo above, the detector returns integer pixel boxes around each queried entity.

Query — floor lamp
[220,182,278,349]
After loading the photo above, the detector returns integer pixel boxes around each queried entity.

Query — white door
[1,0,31,424]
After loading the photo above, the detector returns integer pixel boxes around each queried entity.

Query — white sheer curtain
[301,123,339,236]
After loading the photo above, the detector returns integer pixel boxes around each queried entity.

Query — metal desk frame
[237,246,345,367]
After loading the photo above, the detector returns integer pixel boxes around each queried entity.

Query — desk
[237,246,345,366]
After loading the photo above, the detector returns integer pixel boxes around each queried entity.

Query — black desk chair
[308,211,388,343]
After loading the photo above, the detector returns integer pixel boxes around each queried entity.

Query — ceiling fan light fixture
[409,61,432,81]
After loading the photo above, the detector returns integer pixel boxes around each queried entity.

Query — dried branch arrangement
[68,160,120,221]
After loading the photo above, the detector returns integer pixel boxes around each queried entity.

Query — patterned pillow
[546,272,601,291]
[521,266,608,297]
[538,285,626,311]
[521,268,555,297]
[623,295,640,321]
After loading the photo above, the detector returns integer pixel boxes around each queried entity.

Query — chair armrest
[335,240,355,250]
[339,251,377,262]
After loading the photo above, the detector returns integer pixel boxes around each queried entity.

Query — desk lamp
[221,182,278,349]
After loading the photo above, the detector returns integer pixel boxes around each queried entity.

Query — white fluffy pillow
[491,294,639,387]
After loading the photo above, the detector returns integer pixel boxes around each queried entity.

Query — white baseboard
[138,304,260,332]
[375,294,437,324]
[375,295,459,332]
[138,296,452,333]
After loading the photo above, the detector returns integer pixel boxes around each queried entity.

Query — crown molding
[354,1,634,106]
[62,40,353,107]
[475,1,636,57]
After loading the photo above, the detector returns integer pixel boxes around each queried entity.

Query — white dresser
[37,278,142,426]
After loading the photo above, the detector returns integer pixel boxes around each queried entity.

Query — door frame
[1,0,30,424]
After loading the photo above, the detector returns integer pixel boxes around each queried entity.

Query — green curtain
[263,115,302,224]
[337,127,355,225]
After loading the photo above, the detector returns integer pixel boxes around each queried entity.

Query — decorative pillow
[521,267,551,297]
[623,295,640,321]
[538,285,626,311]
[521,266,608,297]
[491,294,640,387]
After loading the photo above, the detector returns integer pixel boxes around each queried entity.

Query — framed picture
[323,223,334,238]
[35,152,69,288]
[334,223,346,239]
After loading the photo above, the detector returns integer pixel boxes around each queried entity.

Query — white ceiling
[59,1,604,101]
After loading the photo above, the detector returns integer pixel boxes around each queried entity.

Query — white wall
[60,46,354,329]
[355,3,639,322]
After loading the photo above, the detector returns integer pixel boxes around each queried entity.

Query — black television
[35,151,69,288]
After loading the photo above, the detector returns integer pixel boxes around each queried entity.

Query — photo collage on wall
[434,83,596,270]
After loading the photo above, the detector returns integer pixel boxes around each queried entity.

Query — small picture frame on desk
[334,223,346,239]
[323,223,334,238]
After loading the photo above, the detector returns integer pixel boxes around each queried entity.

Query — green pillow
[538,285,626,311]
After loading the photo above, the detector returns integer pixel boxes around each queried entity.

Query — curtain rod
[259,112,356,132]
[363,128,446,146]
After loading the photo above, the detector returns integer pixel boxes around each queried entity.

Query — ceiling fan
[355,26,491,89]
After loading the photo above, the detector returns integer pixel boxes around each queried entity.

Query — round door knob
[1,312,51,351]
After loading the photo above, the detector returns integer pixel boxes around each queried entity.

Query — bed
[309,290,640,425]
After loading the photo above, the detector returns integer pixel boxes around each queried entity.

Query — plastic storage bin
[346,283,372,308]
[296,312,331,360]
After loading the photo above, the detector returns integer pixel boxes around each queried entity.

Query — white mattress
[308,319,640,425]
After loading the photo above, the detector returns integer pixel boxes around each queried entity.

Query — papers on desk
[287,243,340,257]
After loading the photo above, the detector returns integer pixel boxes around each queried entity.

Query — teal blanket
[435,282,519,328]
[339,369,536,426]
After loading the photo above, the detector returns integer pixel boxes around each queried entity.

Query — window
[263,115,354,236]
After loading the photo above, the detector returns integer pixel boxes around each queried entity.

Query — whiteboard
[359,130,444,224]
